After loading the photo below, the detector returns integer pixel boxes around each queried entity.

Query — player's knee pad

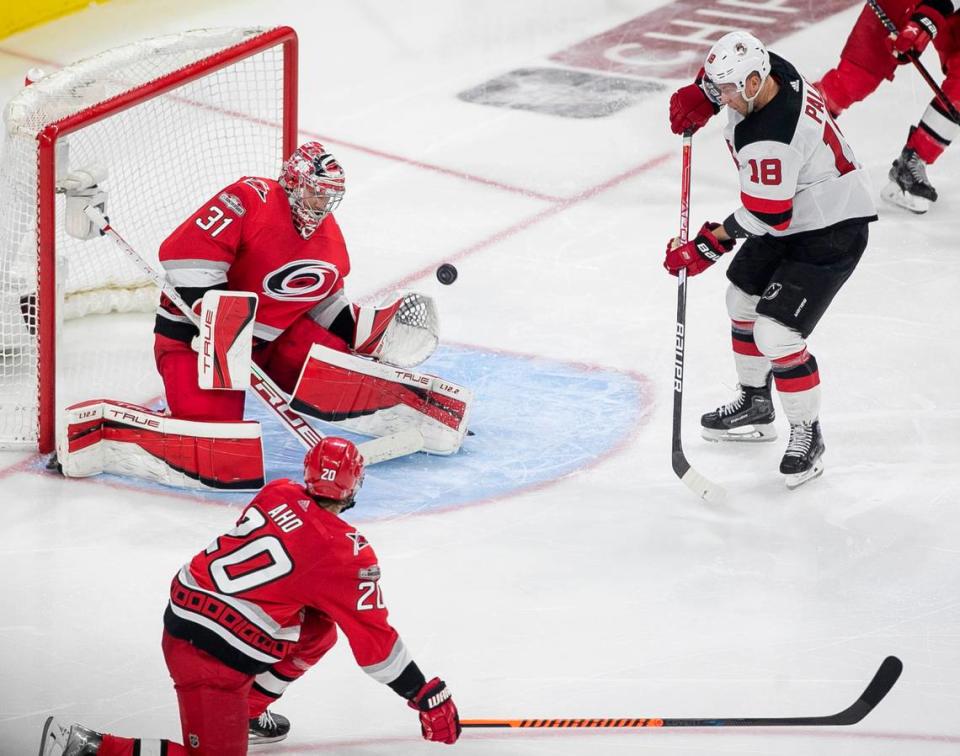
[753,316,805,361]
[725,284,759,322]
[818,59,886,116]
[291,344,471,455]
[58,400,264,490]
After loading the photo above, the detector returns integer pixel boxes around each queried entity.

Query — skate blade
[784,457,825,489]
[701,424,777,443]
[880,182,929,214]
[249,734,288,746]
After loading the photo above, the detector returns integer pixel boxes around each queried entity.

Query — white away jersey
[722,53,877,238]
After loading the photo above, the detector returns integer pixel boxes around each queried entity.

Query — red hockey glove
[669,68,721,135]
[408,677,460,744]
[663,222,735,277]
[893,4,944,59]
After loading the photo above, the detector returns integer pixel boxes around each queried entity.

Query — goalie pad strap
[59,400,264,490]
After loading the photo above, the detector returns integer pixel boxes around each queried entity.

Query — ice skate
[880,147,937,214]
[780,420,825,489]
[249,710,290,745]
[38,717,102,756]
[701,375,777,442]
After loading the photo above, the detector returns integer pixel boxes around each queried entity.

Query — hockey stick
[866,0,960,123]
[82,206,423,464]
[462,655,902,729]
[671,131,725,503]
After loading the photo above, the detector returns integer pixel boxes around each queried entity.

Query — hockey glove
[893,3,944,59]
[408,677,461,744]
[669,68,721,135]
[663,222,735,277]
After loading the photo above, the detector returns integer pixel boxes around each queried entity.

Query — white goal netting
[0,27,294,449]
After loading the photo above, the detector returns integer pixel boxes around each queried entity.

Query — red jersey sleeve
[301,522,414,686]
[159,180,257,278]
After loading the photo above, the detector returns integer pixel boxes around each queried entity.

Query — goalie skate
[780,420,825,489]
[700,377,777,442]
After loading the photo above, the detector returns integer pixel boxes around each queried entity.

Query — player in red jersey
[153,141,356,421]
[55,141,465,490]
[667,31,876,489]
[816,0,960,213]
[38,437,461,755]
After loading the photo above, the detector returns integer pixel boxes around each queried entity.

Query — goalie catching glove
[663,222,735,277]
[352,291,439,368]
[408,678,461,744]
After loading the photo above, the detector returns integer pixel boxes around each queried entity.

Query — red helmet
[278,142,345,238]
[304,436,365,506]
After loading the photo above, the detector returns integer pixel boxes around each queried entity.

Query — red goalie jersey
[163,478,412,687]
[154,176,351,349]
[722,53,877,238]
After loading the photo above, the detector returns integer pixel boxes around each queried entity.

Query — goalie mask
[702,31,771,113]
[279,142,346,238]
[304,436,365,510]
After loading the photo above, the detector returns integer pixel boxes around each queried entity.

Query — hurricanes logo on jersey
[243,177,270,202]
[347,531,370,556]
[263,260,340,301]
[762,282,782,300]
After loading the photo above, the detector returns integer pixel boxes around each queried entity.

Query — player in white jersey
[665,31,878,489]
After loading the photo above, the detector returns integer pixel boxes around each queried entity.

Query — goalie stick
[671,131,725,502]
[462,655,902,729]
[81,206,423,465]
[866,0,960,123]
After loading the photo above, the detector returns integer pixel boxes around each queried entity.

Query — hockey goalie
[57,142,472,490]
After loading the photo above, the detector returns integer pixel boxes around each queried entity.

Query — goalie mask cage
[0,27,298,452]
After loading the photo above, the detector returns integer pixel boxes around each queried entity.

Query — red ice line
[0,44,667,484]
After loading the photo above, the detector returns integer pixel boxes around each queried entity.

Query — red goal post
[0,27,298,452]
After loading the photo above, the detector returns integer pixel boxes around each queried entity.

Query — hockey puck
[436,263,458,285]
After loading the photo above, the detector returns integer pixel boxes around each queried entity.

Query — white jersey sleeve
[722,53,876,238]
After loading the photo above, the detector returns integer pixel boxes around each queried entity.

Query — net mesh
[0,27,289,447]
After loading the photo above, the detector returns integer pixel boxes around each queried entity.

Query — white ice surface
[1,2,959,754]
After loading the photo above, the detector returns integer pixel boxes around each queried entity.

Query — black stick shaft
[866,0,960,122]
[462,656,902,730]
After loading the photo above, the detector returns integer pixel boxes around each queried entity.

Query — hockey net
[0,27,297,451]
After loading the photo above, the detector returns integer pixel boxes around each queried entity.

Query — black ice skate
[880,146,938,214]
[700,375,777,442]
[780,420,825,489]
[249,710,290,745]
[38,716,102,756]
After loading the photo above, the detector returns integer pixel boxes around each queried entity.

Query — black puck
[436,263,458,285]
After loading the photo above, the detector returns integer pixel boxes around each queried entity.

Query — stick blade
[859,656,903,710]
[680,464,726,503]
[356,429,424,465]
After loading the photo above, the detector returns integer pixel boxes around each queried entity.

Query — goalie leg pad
[58,400,264,490]
[291,344,471,455]
[197,290,258,390]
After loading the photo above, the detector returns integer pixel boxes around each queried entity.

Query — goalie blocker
[292,344,472,455]
[57,400,265,490]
